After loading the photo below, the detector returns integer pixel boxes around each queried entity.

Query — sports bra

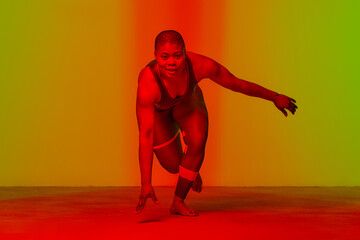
[147,54,198,111]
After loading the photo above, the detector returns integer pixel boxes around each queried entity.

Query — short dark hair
[155,30,185,52]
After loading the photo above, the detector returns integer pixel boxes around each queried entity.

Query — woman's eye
[162,56,168,59]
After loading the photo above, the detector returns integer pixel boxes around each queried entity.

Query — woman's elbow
[139,128,154,141]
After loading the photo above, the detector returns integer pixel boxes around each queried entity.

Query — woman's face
[154,42,186,79]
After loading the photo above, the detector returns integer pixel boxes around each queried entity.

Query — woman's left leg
[170,86,209,216]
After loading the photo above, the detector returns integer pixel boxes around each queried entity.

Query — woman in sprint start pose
[135,30,297,216]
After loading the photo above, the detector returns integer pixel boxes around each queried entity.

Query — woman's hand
[274,94,298,117]
[135,184,160,214]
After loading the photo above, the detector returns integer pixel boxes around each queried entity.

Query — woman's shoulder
[137,65,161,102]
[186,51,220,81]
[186,51,203,63]
[138,65,154,83]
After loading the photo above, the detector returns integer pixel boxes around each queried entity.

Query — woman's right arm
[135,69,160,214]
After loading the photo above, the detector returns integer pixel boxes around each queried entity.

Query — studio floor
[0,186,359,240]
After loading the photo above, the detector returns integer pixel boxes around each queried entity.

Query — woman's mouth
[166,68,177,74]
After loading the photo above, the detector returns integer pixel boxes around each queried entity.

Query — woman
[135,30,297,216]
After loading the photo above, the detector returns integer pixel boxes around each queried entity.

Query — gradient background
[1,0,359,186]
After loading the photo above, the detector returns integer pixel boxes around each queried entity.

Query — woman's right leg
[153,109,184,174]
[153,109,203,193]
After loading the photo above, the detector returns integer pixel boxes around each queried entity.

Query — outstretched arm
[198,55,297,116]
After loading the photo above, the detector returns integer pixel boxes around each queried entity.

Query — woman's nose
[168,57,176,65]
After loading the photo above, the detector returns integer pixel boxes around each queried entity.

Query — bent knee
[184,131,208,152]
[154,149,181,174]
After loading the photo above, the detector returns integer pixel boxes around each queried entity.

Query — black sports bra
[147,54,198,111]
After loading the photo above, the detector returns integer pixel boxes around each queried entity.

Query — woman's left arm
[197,54,298,116]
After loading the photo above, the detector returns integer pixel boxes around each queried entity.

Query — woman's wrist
[273,92,279,102]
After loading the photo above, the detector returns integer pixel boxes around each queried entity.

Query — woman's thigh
[153,109,184,174]
[172,86,209,150]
